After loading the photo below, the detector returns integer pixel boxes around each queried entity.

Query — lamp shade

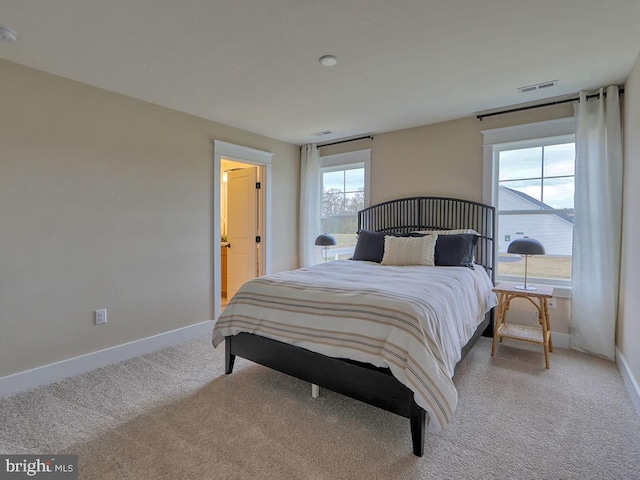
[507,237,545,256]
[315,233,337,246]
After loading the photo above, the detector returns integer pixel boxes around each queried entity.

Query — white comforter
[212,260,497,432]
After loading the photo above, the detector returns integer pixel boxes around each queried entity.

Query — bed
[212,196,497,456]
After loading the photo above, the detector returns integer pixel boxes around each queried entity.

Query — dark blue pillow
[352,230,411,263]
[434,234,478,269]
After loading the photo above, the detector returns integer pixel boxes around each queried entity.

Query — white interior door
[227,167,258,298]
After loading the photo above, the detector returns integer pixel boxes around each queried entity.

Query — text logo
[0,455,77,479]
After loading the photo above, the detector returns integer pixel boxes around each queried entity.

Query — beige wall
[370,104,574,204]
[0,59,299,378]
[619,51,640,384]
[321,102,575,335]
[321,104,573,203]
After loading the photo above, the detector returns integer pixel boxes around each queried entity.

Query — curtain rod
[477,88,625,121]
[317,135,373,148]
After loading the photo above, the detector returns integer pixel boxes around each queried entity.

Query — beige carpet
[1,336,639,479]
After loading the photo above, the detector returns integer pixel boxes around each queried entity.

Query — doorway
[221,160,260,307]
[213,141,273,319]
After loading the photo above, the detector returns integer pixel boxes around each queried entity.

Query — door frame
[213,140,273,319]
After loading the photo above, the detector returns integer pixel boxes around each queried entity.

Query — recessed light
[0,25,17,42]
[319,55,338,67]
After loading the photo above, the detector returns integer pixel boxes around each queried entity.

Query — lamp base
[514,284,537,291]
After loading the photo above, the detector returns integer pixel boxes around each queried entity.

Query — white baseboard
[0,320,214,398]
[551,331,570,349]
[616,347,640,417]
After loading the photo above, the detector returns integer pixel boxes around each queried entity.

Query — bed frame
[224,196,496,456]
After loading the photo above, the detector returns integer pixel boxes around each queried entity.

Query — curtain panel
[299,144,322,267]
[571,85,623,360]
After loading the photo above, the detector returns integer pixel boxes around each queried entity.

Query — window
[319,150,371,260]
[483,118,575,290]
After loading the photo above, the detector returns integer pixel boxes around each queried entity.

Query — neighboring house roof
[501,187,574,225]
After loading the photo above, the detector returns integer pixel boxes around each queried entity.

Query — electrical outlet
[95,308,107,325]
[548,297,557,310]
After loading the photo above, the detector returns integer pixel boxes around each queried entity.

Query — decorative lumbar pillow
[434,233,478,269]
[352,230,411,263]
[381,235,438,266]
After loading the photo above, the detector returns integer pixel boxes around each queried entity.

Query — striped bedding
[212,260,497,432]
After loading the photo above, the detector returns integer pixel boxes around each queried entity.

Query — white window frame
[482,118,574,298]
[319,149,371,259]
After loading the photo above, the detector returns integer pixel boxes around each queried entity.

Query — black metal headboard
[357,196,496,282]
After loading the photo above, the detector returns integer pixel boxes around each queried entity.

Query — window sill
[548,286,571,299]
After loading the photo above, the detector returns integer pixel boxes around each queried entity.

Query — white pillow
[381,235,438,266]
[411,228,481,236]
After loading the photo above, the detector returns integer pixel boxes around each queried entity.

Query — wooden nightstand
[491,282,554,368]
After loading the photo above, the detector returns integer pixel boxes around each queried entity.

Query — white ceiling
[1,1,640,145]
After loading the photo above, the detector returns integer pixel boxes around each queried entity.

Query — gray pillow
[434,234,478,269]
[351,230,410,263]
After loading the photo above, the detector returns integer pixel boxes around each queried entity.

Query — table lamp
[315,233,337,262]
[507,237,545,291]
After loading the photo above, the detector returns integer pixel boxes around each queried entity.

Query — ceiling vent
[310,130,334,137]
[517,80,558,94]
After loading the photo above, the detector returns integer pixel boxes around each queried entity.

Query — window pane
[498,180,542,210]
[542,177,574,209]
[494,138,574,284]
[498,147,542,181]
[321,216,358,236]
[323,171,344,192]
[344,168,364,192]
[498,213,572,280]
[344,191,364,214]
[318,156,369,262]
[544,143,575,177]
[322,192,344,215]
[499,214,573,256]
[498,255,572,281]
[321,216,358,260]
